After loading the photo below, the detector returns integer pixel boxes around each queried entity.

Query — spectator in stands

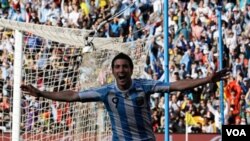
[207,99,230,133]
[245,89,250,124]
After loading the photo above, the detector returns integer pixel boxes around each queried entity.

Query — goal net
[0,19,150,141]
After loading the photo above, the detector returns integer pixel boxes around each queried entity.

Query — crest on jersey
[135,96,144,106]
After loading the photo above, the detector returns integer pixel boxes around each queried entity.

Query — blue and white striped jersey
[78,78,169,141]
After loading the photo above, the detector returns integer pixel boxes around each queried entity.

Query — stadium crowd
[0,0,250,135]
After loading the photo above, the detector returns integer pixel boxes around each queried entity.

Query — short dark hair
[111,53,133,69]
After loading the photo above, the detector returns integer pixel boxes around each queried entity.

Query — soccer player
[21,53,230,141]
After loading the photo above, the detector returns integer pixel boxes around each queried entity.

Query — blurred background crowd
[0,0,250,135]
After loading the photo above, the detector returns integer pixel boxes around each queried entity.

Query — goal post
[0,19,150,141]
[12,30,23,141]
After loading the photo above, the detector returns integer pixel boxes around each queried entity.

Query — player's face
[112,59,133,90]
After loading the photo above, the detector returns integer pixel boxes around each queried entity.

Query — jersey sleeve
[78,85,108,102]
[140,79,170,94]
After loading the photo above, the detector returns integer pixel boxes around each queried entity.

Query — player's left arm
[169,68,230,92]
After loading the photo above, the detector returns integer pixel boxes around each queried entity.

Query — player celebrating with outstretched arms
[21,53,230,141]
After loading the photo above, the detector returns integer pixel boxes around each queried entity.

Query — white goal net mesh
[0,19,150,141]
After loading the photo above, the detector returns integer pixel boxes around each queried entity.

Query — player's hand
[209,68,230,83]
[20,84,41,97]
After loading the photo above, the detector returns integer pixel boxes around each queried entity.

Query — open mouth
[118,75,126,81]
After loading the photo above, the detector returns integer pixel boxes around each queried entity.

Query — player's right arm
[20,84,80,102]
